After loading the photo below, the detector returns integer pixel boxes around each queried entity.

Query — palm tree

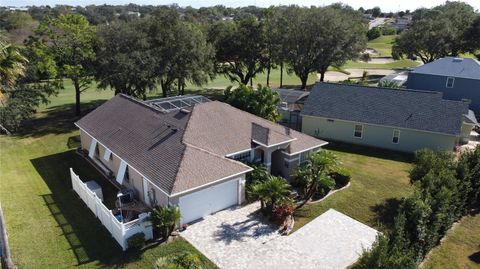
[261,176,291,212]
[294,150,338,209]
[0,38,28,89]
[248,176,291,215]
[149,206,181,239]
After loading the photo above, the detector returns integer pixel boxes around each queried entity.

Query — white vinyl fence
[70,168,153,250]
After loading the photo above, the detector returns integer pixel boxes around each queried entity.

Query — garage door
[179,179,239,225]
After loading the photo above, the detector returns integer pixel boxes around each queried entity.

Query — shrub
[126,232,145,249]
[330,169,351,187]
[272,202,295,222]
[367,27,381,40]
[148,206,181,239]
[153,251,203,269]
[381,26,397,35]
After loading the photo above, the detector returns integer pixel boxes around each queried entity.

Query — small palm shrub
[127,232,145,249]
[330,168,351,187]
[148,206,181,239]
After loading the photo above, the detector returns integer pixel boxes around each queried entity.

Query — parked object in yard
[85,180,104,202]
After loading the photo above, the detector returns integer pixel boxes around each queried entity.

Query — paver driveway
[181,202,378,269]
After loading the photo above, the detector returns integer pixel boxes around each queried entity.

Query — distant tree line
[353,147,480,269]
[393,2,480,63]
[0,3,368,122]
[0,2,479,131]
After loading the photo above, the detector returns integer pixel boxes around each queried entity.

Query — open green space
[342,59,420,70]
[367,35,396,57]
[294,142,414,232]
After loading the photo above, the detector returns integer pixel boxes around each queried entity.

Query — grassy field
[367,35,396,57]
[0,87,216,268]
[423,213,480,269]
[294,142,414,232]
[342,59,420,70]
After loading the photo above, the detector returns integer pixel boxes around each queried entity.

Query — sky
[1,0,480,12]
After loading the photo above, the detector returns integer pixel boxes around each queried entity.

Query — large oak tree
[281,5,367,89]
[393,2,477,63]
[39,14,96,116]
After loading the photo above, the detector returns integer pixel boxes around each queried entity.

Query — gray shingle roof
[302,83,470,135]
[411,57,480,80]
[77,94,326,195]
[76,94,189,194]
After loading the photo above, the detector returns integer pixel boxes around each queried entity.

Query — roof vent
[453,57,463,62]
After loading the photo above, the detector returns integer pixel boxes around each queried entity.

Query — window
[231,151,251,163]
[392,129,400,144]
[109,153,113,161]
[299,151,310,163]
[354,125,363,138]
[124,166,130,182]
[446,77,455,88]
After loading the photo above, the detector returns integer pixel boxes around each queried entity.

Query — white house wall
[302,116,457,153]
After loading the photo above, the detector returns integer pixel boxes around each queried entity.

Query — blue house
[406,57,480,113]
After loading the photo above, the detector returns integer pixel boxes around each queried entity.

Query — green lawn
[0,88,216,268]
[367,35,396,57]
[422,213,480,269]
[342,59,420,70]
[294,142,414,232]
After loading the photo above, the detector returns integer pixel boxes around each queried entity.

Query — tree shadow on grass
[30,150,145,267]
[18,100,106,138]
[324,141,414,164]
[371,198,402,231]
[469,251,480,264]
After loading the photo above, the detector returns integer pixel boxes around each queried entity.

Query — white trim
[76,124,171,197]
[353,124,364,139]
[116,160,127,185]
[392,129,401,144]
[225,146,260,157]
[88,139,98,158]
[446,77,455,88]
[252,138,296,148]
[302,115,459,137]
[285,157,300,162]
[282,142,328,156]
[103,149,112,161]
[169,169,252,197]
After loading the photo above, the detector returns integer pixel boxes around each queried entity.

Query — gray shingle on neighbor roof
[302,83,470,135]
[274,88,310,104]
[411,57,480,80]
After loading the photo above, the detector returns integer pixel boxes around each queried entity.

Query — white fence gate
[70,168,153,250]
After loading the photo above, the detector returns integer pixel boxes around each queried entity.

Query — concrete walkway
[181,203,378,269]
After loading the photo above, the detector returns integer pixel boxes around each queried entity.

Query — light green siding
[302,116,458,153]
